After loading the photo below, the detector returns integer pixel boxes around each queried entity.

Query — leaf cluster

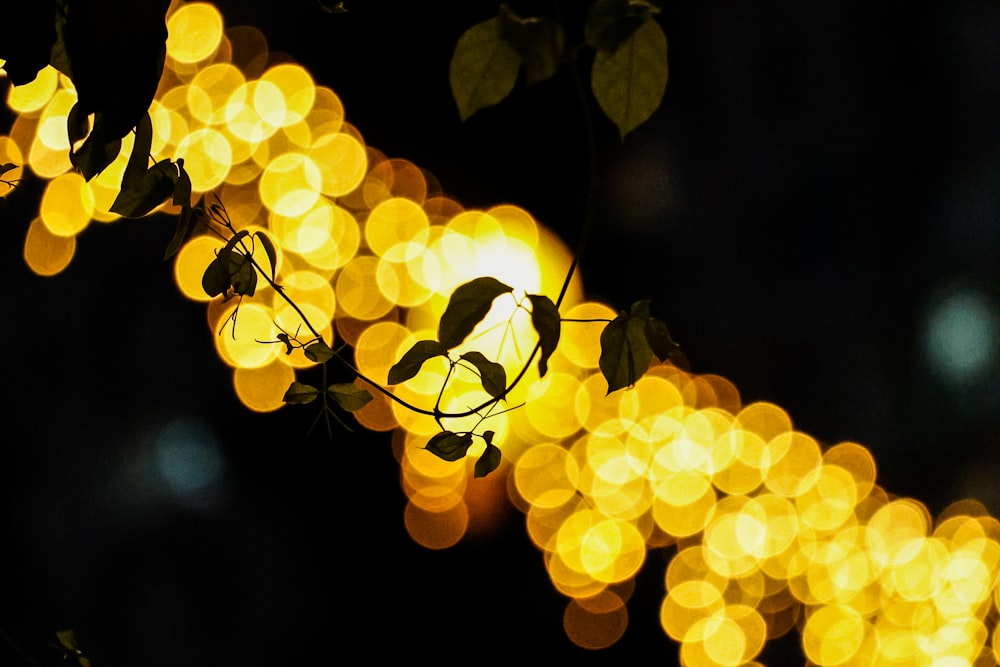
[387,276,559,392]
[450,0,668,139]
[386,276,560,475]
[0,1,190,231]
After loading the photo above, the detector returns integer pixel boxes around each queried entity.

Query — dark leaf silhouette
[201,257,229,298]
[425,431,474,462]
[460,351,507,398]
[527,293,560,377]
[437,276,513,349]
[254,231,278,282]
[475,442,502,478]
[304,340,335,363]
[109,158,177,218]
[388,340,448,385]
[327,383,373,412]
[122,112,153,188]
[283,381,321,405]
[598,300,656,394]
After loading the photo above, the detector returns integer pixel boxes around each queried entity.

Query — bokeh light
[6,1,1000,663]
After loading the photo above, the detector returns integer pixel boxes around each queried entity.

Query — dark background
[3,1,1000,664]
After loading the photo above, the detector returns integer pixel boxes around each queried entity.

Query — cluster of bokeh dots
[6,2,1000,663]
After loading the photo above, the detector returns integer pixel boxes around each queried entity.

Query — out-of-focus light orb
[154,417,226,512]
[259,152,321,216]
[233,361,295,412]
[174,127,233,192]
[39,172,94,236]
[259,63,316,127]
[23,216,76,276]
[165,1,225,65]
[923,281,999,387]
[6,65,59,114]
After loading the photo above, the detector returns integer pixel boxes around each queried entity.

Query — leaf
[449,17,521,121]
[437,276,513,349]
[109,158,178,217]
[66,102,90,147]
[164,170,194,260]
[527,293,560,377]
[254,231,278,282]
[228,253,257,297]
[598,301,655,394]
[218,229,250,269]
[459,351,507,398]
[584,0,658,52]
[283,381,321,404]
[327,383,373,412]
[56,629,80,652]
[425,431,474,462]
[70,113,122,181]
[645,316,679,361]
[304,340,335,363]
[497,5,565,85]
[590,17,668,140]
[475,443,502,478]
[201,256,229,298]
[122,112,153,189]
[388,339,447,385]
[0,163,16,177]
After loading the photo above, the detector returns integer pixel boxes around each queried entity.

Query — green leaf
[475,442,502,478]
[584,0,658,52]
[304,340,335,363]
[527,293,560,377]
[109,158,177,218]
[388,339,448,385]
[122,112,153,189]
[497,5,565,85]
[590,17,668,140]
[449,16,521,121]
[598,301,655,394]
[201,256,229,298]
[425,431,474,462]
[438,276,514,349]
[254,231,278,282]
[283,381,321,404]
[645,316,679,361]
[327,383,373,412]
[459,351,507,398]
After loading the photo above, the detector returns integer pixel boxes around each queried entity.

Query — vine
[0,0,677,477]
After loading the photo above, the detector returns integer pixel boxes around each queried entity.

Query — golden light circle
[23,216,75,276]
[259,151,322,217]
[166,2,225,65]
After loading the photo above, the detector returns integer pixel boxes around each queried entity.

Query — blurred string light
[5,1,1000,663]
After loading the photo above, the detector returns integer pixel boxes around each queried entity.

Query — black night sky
[3,1,1000,665]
